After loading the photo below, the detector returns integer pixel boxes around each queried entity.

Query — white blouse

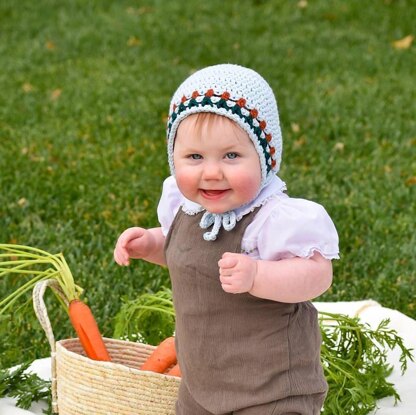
[157,176,340,261]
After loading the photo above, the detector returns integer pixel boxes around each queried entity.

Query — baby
[114,64,339,415]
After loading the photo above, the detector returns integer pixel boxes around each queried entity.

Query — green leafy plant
[113,288,175,345]
[0,244,83,315]
[320,312,413,415]
[0,362,52,414]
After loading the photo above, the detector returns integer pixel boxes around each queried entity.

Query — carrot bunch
[0,244,111,361]
[140,336,181,377]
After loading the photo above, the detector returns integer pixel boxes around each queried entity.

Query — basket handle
[33,279,69,414]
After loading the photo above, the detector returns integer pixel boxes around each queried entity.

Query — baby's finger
[118,228,144,248]
[221,282,237,294]
[114,247,129,266]
[117,233,131,250]
[218,255,238,269]
[219,274,233,284]
[113,249,123,266]
[114,249,124,266]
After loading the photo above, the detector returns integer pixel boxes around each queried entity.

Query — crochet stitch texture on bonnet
[166,64,283,189]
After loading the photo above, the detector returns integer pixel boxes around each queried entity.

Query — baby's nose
[202,161,223,180]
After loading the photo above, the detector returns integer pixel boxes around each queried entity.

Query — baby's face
[173,114,261,213]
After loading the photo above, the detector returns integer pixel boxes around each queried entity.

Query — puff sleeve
[157,176,183,236]
[246,196,339,261]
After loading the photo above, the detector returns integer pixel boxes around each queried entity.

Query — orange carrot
[69,299,111,361]
[166,363,181,377]
[140,336,176,373]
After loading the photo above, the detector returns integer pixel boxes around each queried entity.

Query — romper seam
[286,311,293,396]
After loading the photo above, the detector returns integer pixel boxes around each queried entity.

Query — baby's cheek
[238,178,260,202]
[175,169,197,199]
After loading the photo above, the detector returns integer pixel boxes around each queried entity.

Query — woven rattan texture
[56,338,180,415]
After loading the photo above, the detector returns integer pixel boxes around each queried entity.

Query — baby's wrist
[144,230,156,256]
[248,258,259,293]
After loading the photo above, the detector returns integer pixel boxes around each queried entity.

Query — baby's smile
[200,189,230,199]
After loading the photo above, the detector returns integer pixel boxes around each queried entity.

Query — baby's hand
[218,252,257,294]
[114,227,154,266]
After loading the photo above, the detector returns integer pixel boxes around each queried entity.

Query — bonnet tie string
[200,211,237,241]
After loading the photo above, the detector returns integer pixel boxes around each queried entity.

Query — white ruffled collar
[180,175,287,240]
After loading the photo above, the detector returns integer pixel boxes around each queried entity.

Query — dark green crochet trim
[168,95,272,173]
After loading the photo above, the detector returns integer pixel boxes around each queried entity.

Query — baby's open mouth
[200,189,229,198]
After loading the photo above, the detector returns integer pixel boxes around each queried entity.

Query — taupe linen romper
[165,208,327,415]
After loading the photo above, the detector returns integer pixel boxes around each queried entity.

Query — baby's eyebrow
[181,146,201,152]
[221,143,244,152]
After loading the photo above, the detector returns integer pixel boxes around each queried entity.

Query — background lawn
[0,0,415,368]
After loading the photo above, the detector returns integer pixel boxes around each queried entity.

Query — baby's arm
[114,227,166,266]
[218,252,332,302]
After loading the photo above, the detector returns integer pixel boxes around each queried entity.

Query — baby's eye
[225,152,239,159]
[189,154,202,160]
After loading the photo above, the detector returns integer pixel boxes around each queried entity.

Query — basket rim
[56,338,181,383]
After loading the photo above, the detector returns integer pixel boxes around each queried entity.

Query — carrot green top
[0,244,83,314]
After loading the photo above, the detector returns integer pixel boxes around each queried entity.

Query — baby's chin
[199,204,241,214]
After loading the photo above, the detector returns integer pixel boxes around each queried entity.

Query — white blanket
[1,300,415,414]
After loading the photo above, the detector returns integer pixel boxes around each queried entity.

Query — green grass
[0,0,415,368]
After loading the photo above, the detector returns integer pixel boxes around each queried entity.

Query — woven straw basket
[33,279,181,415]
